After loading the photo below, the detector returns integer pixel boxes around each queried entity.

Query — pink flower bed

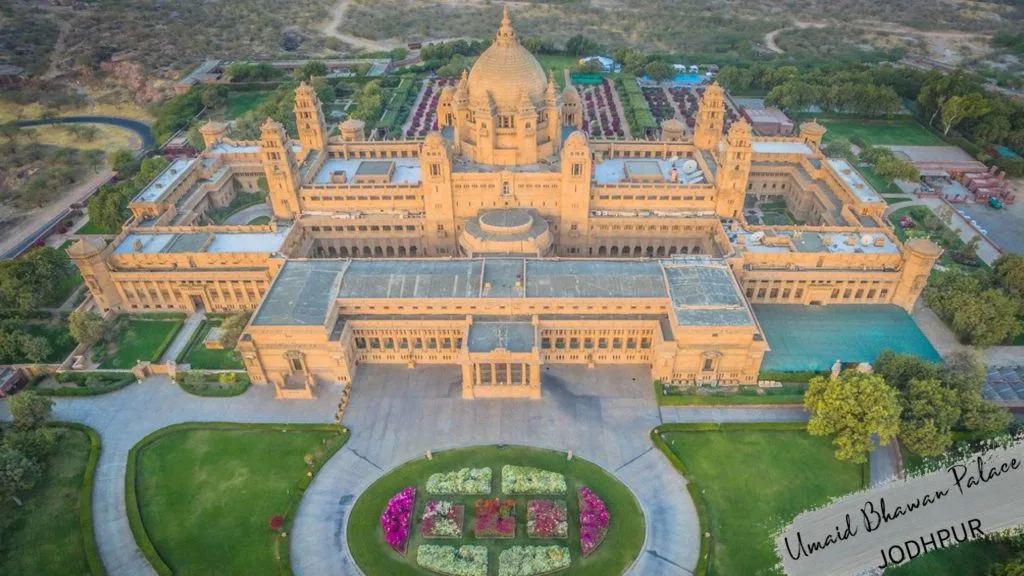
[580,79,625,138]
[381,486,416,554]
[474,498,516,538]
[527,499,568,539]
[578,486,610,557]
[406,77,456,137]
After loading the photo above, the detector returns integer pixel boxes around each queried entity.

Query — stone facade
[71,9,939,399]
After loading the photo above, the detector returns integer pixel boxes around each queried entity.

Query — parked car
[989,196,1003,209]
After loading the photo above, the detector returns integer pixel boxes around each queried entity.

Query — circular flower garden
[348,445,645,576]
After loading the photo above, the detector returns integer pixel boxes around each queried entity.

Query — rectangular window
[541,337,551,349]
[555,338,566,349]
[703,358,715,372]
[598,338,608,349]
[355,337,366,349]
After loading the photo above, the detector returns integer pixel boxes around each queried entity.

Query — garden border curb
[46,422,106,575]
[123,422,349,576]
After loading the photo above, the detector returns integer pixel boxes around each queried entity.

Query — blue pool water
[673,74,704,84]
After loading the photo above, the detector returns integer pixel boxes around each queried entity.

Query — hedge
[650,422,869,576]
[148,320,184,364]
[29,372,136,397]
[175,371,250,397]
[174,319,210,364]
[46,423,106,576]
[124,423,349,576]
[756,371,828,384]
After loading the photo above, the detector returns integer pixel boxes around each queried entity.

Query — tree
[899,378,960,456]
[295,60,328,81]
[994,254,1024,298]
[805,371,902,463]
[925,272,1023,346]
[874,156,920,183]
[0,447,42,504]
[68,309,106,347]
[8,392,53,430]
[20,336,51,364]
[218,312,251,349]
[564,35,600,57]
[961,395,1012,435]
[644,60,675,82]
[939,93,990,136]
[109,149,137,176]
[2,427,56,461]
[988,560,1024,576]
[873,349,940,393]
[821,138,855,162]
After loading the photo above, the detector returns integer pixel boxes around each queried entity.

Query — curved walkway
[0,365,813,576]
[9,116,154,148]
[223,203,272,225]
[291,365,698,576]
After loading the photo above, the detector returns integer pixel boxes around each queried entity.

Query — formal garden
[405,78,454,138]
[348,445,643,576]
[127,423,349,575]
[94,314,184,369]
[0,394,102,575]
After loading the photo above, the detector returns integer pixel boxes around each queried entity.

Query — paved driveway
[292,364,700,576]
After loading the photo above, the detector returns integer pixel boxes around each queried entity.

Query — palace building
[70,8,940,399]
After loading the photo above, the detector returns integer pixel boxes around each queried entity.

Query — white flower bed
[417,544,488,576]
[501,465,567,495]
[426,467,492,495]
[498,546,571,576]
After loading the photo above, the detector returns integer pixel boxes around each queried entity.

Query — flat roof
[731,226,900,255]
[256,258,756,328]
[114,226,291,255]
[209,142,260,154]
[751,141,814,156]
[134,158,198,203]
[663,262,753,326]
[827,159,882,203]
[252,260,348,326]
[468,321,535,353]
[593,158,707,185]
[313,158,421,185]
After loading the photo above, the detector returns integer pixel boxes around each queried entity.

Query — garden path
[292,364,699,576]
[0,364,892,576]
[158,310,205,363]
[223,203,272,225]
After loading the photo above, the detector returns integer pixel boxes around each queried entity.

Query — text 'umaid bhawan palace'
[70,9,941,399]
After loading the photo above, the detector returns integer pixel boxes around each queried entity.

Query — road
[1,116,153,259]
[9,116,154,148]
[321,0,400,52]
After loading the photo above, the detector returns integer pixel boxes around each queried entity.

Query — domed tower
[799,119,827,151]
[199,121,227,148]
[259,119,301,219]
[559,130,593,255]
[294,81,327,150]
[893,238,942,312]
[68,238,121,312]
[661,117,685,142]
[715,119,752,219]
[694,82,726,151]
[442,6,562,166]
[561,84,583,130]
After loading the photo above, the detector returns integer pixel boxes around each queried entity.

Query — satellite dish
[861,234,873,246]
[750,231,765,244]
[682,160,698,174]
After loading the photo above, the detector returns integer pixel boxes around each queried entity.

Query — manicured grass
[656,382,806,405]
[348,445,644,576]
[133,424,348,575]
[248,215,271,225]
[885,196,913,204]
[0,426,95,575]
[658,426,866,576]
[22,321,77,363]
[99,317,183,369]
[181,320,243,370]
[227,91,272,120]
[855,163,902,196]
[75,219,112,235]
[820,118,945,147]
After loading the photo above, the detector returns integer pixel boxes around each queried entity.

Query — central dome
[467,7,547,110]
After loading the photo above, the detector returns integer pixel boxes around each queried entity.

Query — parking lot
[959,201,1024,255]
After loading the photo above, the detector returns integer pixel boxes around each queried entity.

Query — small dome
[562,84,581,104]
[466,7,547,110]
[565,130,588,147]
[661,118,685,130]
[423,131,446,148]
[340,118,365,130]
[905,237,943,257]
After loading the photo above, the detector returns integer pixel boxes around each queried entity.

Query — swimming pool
[673,74,704,84]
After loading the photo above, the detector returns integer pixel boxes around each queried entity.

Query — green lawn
[99,317,183,369]
[657,383,806,406]
[0,427,93,575]
[22,321,77,363]
[134,426,348,575]
[248,215,271,225]
[660,428,866,576]
[855,164,902,196]
[75,219,112,235]
[820,119,944,147]
[348,445,645,576]
[226,91,272,120]
[181,320,243,370]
